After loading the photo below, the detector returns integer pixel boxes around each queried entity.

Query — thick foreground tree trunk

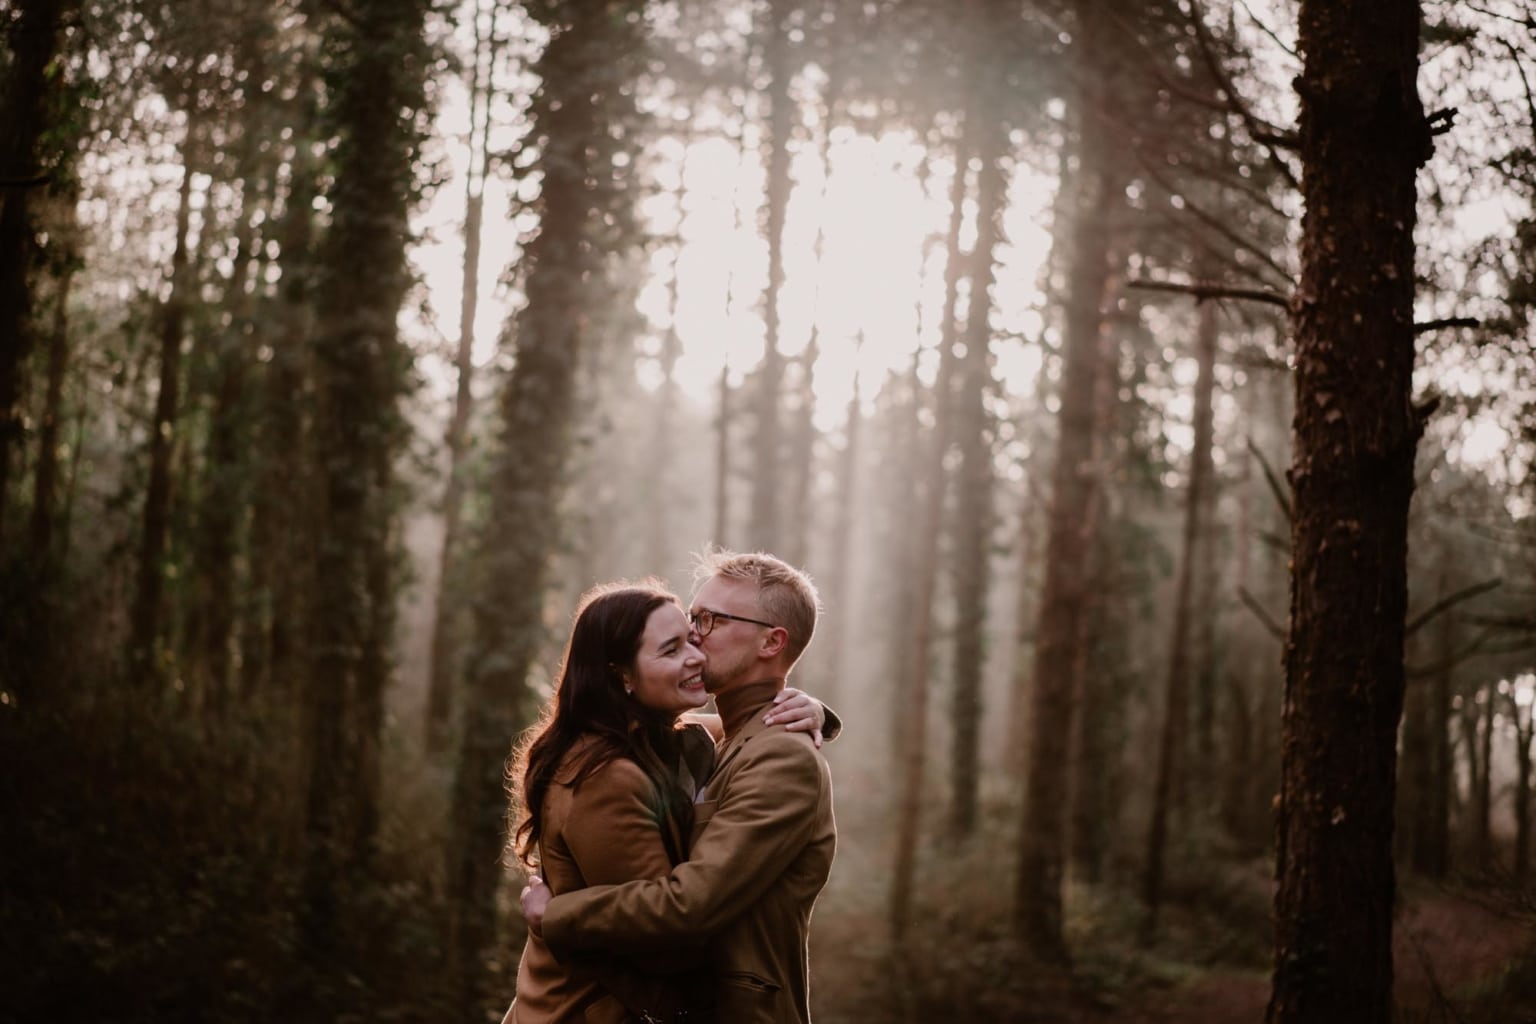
[1267,2,1429,1021]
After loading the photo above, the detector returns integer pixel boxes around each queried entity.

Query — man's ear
[760,626,789,659]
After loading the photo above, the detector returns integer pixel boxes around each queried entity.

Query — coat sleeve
[541,732,828,957]
[562,758,676,887]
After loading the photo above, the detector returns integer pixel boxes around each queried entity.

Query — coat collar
[713,679,785,742]
[707,680,785,786]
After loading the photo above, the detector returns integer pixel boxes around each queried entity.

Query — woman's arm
[679,687,838,745]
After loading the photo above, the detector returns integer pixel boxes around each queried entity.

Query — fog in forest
[3,0,1536,1021]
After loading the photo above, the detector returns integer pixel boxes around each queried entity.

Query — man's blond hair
[694,548,820,667]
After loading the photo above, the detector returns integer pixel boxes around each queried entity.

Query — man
[521,549,836,1024]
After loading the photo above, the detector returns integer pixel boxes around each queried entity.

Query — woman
[504,580,827,1024]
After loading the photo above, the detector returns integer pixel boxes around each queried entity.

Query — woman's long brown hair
[507,580,696,869]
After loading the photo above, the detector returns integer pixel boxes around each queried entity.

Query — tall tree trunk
[446,2,644,1013]
[243,87,318,702]
[1426,606,1453,878]
[712,118,753,549]
[820,335,863,708]
[1511,692,1533,880]
[1068,258,1123,884]
[1006,472,1038,782]
[748,0,795,553]
[425,0,505,753]
[890,126,970,939]
[784,70,840,572]
[1222,434,1257,842]
[1476,682,1495,867]
[949,115,1005,841]
[0,0,71,532]
[713,362,732,545]
[1405,570,1450,876]
[1459,688,1484,856]
[1016,5,1124,961]
[1267,0,1428,1020]
[302,0,429,960]
[192,104,266,723]
[1142,294,1219,939]
[29,255,76,564]
[129,129,198,692]
[644,131,692,573]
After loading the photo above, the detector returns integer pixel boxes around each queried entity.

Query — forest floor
[1108,887,1533,1023]
[811,845,1536,1024]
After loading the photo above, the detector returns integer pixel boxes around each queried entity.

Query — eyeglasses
[689,608,778,638]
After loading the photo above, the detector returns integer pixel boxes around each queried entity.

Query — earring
[625,685,634,695]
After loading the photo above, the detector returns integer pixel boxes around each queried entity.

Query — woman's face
[626,603,708,715]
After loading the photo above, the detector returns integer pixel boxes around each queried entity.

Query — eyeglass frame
[689,607,779,638]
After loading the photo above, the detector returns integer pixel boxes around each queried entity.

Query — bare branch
[1502,38,1536,147]
[1257,528,1290,555]
[1405,578,1502,637]
[1464,613,1536,633]
[1247,438,1293,523]
[1403,625,1536,678]
[1132,147,1297,286]
[1414,317,1479,334]
[0,174,51,190]
[1187,0,1302,191]
[1239,586,1286,641]
[1470,4,1536,32]
[1128,278,1292,309]
[1234,0,1298,59]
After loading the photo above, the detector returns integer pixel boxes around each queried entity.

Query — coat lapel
[703,712,770,798]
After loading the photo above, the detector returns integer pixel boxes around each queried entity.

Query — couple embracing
[505,549,839,1024]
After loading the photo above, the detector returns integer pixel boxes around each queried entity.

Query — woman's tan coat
[506,731,712,1024]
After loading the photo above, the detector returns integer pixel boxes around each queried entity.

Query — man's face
[689,575,772,695]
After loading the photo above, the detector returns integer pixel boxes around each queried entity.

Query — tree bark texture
[1267,1,1427,1020]
[446,1,643,1012]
